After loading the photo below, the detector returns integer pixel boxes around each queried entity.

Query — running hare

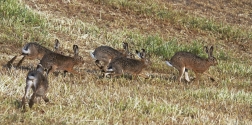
[21,64,49,110]
[165,46,218,84]
[105,49,151,79]
[40,44,84,76]
[90,42,133,72]
[7,39,60,68]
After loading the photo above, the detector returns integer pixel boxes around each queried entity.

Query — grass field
[0,0,252,124]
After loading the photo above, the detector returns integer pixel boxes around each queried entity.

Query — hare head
[166,45,217,83]
[205,46,218,66]
[22,64,49,110]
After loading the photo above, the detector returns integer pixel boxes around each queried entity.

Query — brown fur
[166,46,218,84]
[91,42,133,72]
[105,49,151,79]
[22,64,49,110]
[39,45,84,76]
[7,40,60,68]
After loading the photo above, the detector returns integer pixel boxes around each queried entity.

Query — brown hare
[21,64,49,110]
[165,46,218,84]
[90,42,133,72]
[104,49,151,79]
[39,44,84,76]
[7,39,60,68]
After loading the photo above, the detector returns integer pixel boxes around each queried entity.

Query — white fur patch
[22,44,31,54]
[90,51,96,59]
[165,61,173,67]
[107,68,114,72]
[184,71,190,82]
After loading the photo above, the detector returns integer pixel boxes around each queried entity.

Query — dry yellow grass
[0,0,252,124]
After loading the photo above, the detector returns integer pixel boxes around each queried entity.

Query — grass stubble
[0,0,252,124]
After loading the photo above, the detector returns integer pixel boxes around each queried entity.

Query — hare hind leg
[177,67,185,83]
[184,69,190,82]
[17,55,26,67]
[7,56,17,68]
[42,95,49,102]
[28,93,36,108]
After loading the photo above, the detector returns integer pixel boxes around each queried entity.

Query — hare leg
[184,68,190,82]
[46,66,57,76]
[42,95,49,102]
[203,72,216,81]
[178,67,185,83]
[95,60,103,70]
[139,73,149,79]
[67,68,80,75]
[28,93,36,108]
[7,56,17,68]
[17,55,26,67]
[194,73,201,85]
[21,95,26,110]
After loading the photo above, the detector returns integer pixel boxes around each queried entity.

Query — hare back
[23,42,52,59]
[94,46,123,59]
[171,51,211,73]
[109,57,146,74]
[40,53,75,69]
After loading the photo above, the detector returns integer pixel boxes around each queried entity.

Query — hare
[39,44,84,76]
[90,42,133,72]
[21,64,49,110]
[165,46,218,84]
[7,39,60,68]
[104,49,151,79]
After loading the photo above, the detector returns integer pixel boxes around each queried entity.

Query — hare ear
[141,49,146,58]
[204,46,210,56]
[209,46,214,56]
[136,50,141,58]
[73,45,79,55]
[123,42,129,52]
[54,39,60,51]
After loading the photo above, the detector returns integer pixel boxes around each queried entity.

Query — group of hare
[6,39,218,110]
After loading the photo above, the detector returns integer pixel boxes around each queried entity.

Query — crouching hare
[105,49,151,79]
[40,45,84,76]
[90,42,134,72]
[165,46,218,84]
[21,64,49,110]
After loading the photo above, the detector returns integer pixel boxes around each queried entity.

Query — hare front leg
[17,55,26,67]
[178,67,186,83]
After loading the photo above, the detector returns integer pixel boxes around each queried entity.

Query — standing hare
[39,44,84,76]
[165,46,218,84]
[21,64,49,110]
[90,42,133,72]
[105,49,151,79]
[7,39,60,68]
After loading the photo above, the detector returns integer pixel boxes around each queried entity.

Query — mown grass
[92,0,252,42]
[0,0,252,124]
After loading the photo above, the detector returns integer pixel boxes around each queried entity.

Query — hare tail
[165,61,173,67]
[90,51,96,59]
[22,44,31,54]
